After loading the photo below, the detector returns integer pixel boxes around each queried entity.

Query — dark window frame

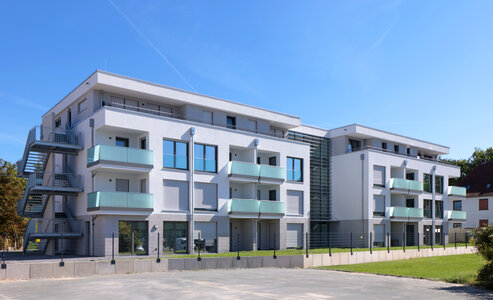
[453,200,462,211]
[163,139,189,170]
[423,173,432,193]
[226,116,236,129]
[424,199,433,218]
[435,176,444,194]
[287,157,303,182]
[194,143,217,173]
[116,137,129,147]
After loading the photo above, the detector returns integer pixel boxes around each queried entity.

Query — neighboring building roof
[458,162,493,197]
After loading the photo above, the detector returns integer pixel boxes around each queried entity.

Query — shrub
[473,225,493,288]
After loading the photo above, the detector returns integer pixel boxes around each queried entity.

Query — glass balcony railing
[389,178,423,192]
[259,200,285,214]
[447,210,467,220]
[259,165,285,181]
[227,161,260,178]
[87,191,154,211]
[228,199,260,214]
[448,186,467,197]
[389,207,424,218]
[88,145,153,166]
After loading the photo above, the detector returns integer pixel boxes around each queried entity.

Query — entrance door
[406,224,415,246]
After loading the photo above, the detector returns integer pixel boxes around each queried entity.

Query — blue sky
[1,0,492,162]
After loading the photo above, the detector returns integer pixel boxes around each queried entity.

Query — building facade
[16,71,466,256]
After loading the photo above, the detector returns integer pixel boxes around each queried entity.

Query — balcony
[259,200,285,217]
[446,210,467,221]
[259,165,285,182]
[388,207,424,219]
[448,186,466,197]
[87,191,154,212]
[87,145,153,169]
[227,199,260,215]
[227,161,260,180]
[389,178,423,193]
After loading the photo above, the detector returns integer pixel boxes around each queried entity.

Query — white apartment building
[16,71,466,257]
[329,124,466,247]
[456,162,493,229]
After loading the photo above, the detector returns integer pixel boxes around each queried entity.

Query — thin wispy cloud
[107,0,197,92]
[382,0,404,11]
[0,92,48,112]
[368,25,394,52]
[0,132,24,144]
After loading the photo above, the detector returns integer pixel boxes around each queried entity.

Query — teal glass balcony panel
[228,161,260,178]
[390,178,423,192]
[448,186,467,197]
[389,207,424,218]
[259,165,285,180]
[449,210,467,220]
[228,199,260,214]
[259,200,285,214]
[88,145,153,166]
[87,191,153,210]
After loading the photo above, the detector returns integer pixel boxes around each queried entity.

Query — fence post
[403,232,405,253]
[455,232,457,249]
[443,233,446,250]
[370,232,372,254]
[328,232,332,257]
[131,230,135,256]
[387,232,390,253]
[59,233,64,267]
[465,232,468,249]
[417,232,420,252]
[111,233,115,265]
[197,232,202,262]
[236,231,240,260]
[350,232,353,255]
[1,233,6,269]
[157,232,161,263]
[273,233,277,259]
[305,232,309,258]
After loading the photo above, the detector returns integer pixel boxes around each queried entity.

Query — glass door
[118,221,148,255]
[163,222,188,254]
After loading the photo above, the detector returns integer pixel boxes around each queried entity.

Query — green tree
[441,147,493,185]
[0,159,27,249]
[473,225,493,288]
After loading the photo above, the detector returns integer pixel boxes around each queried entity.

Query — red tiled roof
[458,162,493,197]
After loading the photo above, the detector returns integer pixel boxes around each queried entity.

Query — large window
[226,116,236,129]
[479,199,489,210]
[119,221,148,255]
[435,176,444,194]
[424,199,432,218]
[373,195,385,217]
[423,174,432,193]
[116,137,129,147]
[347,139,361,153]
[435,200,444,219]
[163,222,188,254]
[286,190,303,216]
[163,180,189,211]
[480,220,489,227]
[373,165,385,188]
[287,157,303,182]
[453,200,462,211]
[194,144,217,173]
[194,182,217,211]
[373,224,385,247]
[163,139,188,169]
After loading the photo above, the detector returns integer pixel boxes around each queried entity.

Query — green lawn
[319,254,483,284]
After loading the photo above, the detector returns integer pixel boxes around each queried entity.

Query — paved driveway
[0,268,490,299]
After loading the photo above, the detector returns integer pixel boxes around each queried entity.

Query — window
[115,179,129,192]
[424,200,432,218]
[269,190,277,201]
[480,220,489,227]
[140,138,146,150]
[347,139,361,153]
[287,157,303,181]
[269,156,277,166]
[194,144,217,173]
[286,190,303,216]
[373,195,385,217]
[406,148,411,155]
[382,142,387,150]
[479,199,489,210]
[453,223,462,228]
[163,180,189,211]
[119,221,148,255]
[406,198,415,208]
[163,140,188,169]
[140,179,147,193]
[247,119,257,133]
[406,172,415,181]
[435,176,444,194]
[394,145,400,153]
[423,174,432,193]
[270,127,284,138]
[435,200,444,218]
[194,182,217,211]
[373,224,385,247]
[116,137,129,147]
[78,99,87,113]
[163,222,188,254]
[226,116,236,129]
[453,200,462,211]
[194,222,217,253]
[55,118,61,128]
[202,110,213,125]
[373,165,385,188]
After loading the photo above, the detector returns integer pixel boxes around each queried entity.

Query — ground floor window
[163,222,188,254]
[119,221,148,255]
[286,223,303,249]
[453,223,462,228]
[194,222,217,253]
[373,224,385,247]
[423,225,432,246]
